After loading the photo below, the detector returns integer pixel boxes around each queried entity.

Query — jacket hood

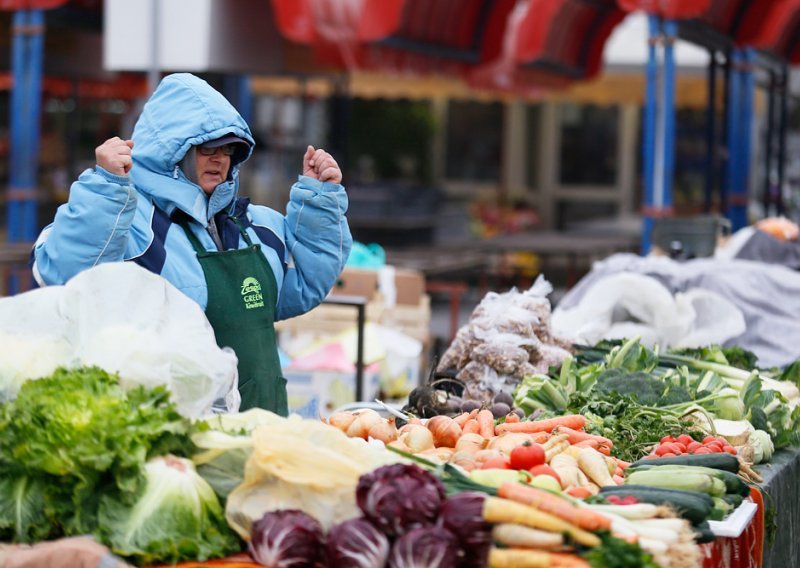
[129,73,255,223]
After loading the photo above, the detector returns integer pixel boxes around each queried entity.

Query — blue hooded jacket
[32,73,352,319]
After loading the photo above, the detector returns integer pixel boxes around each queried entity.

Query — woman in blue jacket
[31,73,352,415]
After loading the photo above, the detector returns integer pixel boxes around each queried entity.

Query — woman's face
[194,146,232,194]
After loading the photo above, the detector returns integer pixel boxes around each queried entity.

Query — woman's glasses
[198,144,236,156]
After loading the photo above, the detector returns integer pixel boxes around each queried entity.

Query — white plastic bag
[0,262,239,418]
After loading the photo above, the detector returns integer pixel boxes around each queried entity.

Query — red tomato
[693,447,711,454]
[677,434,694,446]
[660,435,675,444]
[724,446,738,455]
[654,445,673,456]
[620,496,639,505]
[528,464,562,486]
[702,436,717,445]
[660,452,677,458]
[480,456,510,470]
[673,443,687,453]
[687,441,703,452]
[509,442,546,471]
[705,443,723,453]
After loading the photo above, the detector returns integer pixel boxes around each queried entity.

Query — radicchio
[439,492,492,567]
[249,509,324,568]
[388,526,459,568]
[326,517,390,568]
[356,463,446,538]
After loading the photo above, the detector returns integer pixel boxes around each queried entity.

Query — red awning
[469,0,625,95]
[0,0,68,9]
[270,0,405,44]
[616,0,711,19]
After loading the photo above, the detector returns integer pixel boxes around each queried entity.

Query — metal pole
[661,20,676,220]
[7,9,44,293]
[724,49,741,222]
[641,14,659,254]
[148,0,160,94]
[777,63,788,216]
[704,51,717,213]
[763,70,776,216]
[729,49,753,230]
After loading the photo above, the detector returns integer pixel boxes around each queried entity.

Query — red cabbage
[356,464,445,538]
[439,492,492,568]
[326,517,390,568]
[388,526,459,568]
[248,509,324,568]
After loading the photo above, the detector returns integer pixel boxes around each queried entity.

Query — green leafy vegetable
[583,531,659,568]
[0,367,195,542]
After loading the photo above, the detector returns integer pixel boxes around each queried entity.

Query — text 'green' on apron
[179,217,288,415]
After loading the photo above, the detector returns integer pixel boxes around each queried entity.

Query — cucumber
[693,521,716,544]
[722,493,744,509]
[600,485,713,524]
[627,464,750,496]
[630,453,739,473]
[625,470,726,497]
[710,497,733,521]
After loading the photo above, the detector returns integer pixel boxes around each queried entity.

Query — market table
[758,448,800,567]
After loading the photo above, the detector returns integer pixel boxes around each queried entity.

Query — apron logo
[241,276,265,310]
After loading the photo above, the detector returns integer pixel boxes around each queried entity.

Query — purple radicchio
[356,463,446,538]
[326,517,390,568]
[248,509,325,568]
[439,492,492,568]
[388,526,460,568]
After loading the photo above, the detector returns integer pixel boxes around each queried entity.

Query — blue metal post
[7,9,44,293]
[729,49,753,230]
[641,14,659,254]
[661,20,676,219]
[724,49,742,227]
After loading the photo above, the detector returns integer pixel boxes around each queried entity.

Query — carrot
[612,474,625,485]
[491,523,563,549]
[487,547,552,568]
[477,409,495,438]
[483,496,601,547]
[573,439,599,449]
[596,444,611,456]
[615,458,632,470]
[453,411,471,428]
[497,482,611,532]
[614,467,624,477]
[462,418,480,435]
[496,415,586,435]
[565,486,593,499]
[544,440,570,463]
[550,552,592,567]
[576,448,616,487]
[555,426,613,448]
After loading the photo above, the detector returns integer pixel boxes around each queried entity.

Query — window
[559,103,619,185]
[445,100,503,182]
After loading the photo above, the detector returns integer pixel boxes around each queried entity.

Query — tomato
[480,456,511,470]
[724,446,738,455]
[528,464,562,486]
[693,447,711,454]
[677,434,694,446]
[660,452,677,458]
[706,443,723,453]
[660,435,675,444]
[687,441,703,452]
[673,443,687,453]
[509,442,546,471]
[702,436,717,445]
[655,444,673,456]
[620,496,639,505]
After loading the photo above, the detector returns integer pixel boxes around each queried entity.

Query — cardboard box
[330,268,379,300]
[285,367,382,418]
[394,268,426,306]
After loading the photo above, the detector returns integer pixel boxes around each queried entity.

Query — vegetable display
[248,510,325,568]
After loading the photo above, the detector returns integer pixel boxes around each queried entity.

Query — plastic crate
[651,215,732,259]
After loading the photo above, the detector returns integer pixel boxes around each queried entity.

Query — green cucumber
[710,497,733,521]
[627,464,750,496]
[722,493,744,509]
[600,485,713,524]
[630,453,739,473]
[625,470,726,497]
[693,521,716,544]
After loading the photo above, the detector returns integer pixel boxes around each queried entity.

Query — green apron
[179,217,288,416]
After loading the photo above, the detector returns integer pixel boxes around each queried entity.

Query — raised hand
[302,145,342,184]
[95,137,134,176]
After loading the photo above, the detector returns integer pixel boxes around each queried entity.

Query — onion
[455,433,487,454]
[328,411,357,432]
[487,432,535,455]
[401,424,435,453]
[419,447,456,462]
[368,420,398,444]
[426,416,461,448]
[346,409,383,440]
[450,450,478,471]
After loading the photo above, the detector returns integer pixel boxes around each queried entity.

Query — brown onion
[368,420,398,444]
[328,411,357,432]
[401,424,435,453]
[426,415,462,448]
[455,433,487,454]
[345,408,383,439]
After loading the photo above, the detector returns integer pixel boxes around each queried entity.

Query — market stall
[0,262,797,568]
